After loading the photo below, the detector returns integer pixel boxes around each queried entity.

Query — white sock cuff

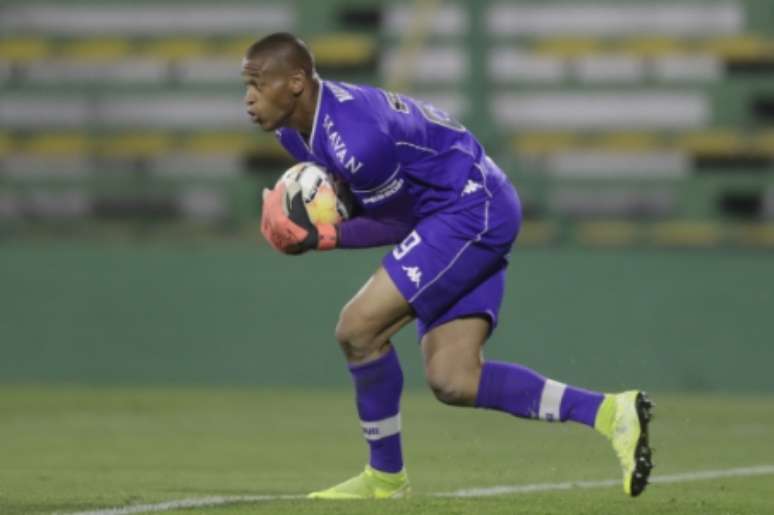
[361,413,401,441]
[539,379,567,421]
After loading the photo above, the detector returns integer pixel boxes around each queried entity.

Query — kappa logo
[402,265,422,287]
[462,179,483,196]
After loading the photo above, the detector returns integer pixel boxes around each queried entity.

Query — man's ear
[288,70,306,96]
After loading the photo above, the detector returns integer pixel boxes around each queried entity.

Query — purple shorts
[382,182,522,341]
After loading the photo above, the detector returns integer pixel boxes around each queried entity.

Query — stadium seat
[617,37,684,57]
[0,132,12,157]
[535,38,601,58]
[0,38,49,61]
[24,133,92,156]
[141,38,210,60]
[100,133,173,158]
[650,222,723,246]
[676,130,746,154]
[705,35,771,59]
[310,33,376,70]
[64,38,132,60]
[577,221,638,246]
[512,132,578,155]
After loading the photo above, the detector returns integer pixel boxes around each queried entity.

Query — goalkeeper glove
[260,183,337,254]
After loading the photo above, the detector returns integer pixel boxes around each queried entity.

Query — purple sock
[349,346,404,473]
[475,361,604,427]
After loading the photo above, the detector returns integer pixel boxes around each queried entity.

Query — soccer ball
[279,162,352,224]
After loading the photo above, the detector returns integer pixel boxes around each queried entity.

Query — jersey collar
[301,78,325,157]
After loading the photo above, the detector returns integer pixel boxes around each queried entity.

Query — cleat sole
[629,391,654,497]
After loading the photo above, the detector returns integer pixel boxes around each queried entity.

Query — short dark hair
[246,32,316,77]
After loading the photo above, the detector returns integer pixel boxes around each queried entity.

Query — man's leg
[421,316,654,497]
[309,266,414,499]
[422,316,604,423]
[335,266,414,365]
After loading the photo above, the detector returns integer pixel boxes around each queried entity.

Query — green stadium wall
[1,243,771,392]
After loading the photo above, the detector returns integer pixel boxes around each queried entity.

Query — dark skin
[241,53,319,137]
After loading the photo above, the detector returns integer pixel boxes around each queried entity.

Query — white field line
[64,464,774,515]
[62,495,305,515]
[435,464,774,497]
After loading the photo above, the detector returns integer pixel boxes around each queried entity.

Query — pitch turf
[1,387,773,515]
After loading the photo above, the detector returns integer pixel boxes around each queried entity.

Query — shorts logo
[392,230,421,260]
[402,265,422,287]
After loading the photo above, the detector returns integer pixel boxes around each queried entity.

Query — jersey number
[383,91,465,132]
[392,230,422,260]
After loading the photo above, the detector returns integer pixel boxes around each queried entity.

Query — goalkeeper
[248,32,654,499]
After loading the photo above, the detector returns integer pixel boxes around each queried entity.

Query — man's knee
[335,302,381,359]
[425,362,480,407]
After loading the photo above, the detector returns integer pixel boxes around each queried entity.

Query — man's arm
[261,183,414,253]
[337,192,415,248]
[262,124,412,253]
[338,216,413,249]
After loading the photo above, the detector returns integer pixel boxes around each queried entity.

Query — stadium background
[1,0,773,394]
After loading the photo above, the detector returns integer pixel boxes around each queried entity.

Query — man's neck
[290,77,320,137]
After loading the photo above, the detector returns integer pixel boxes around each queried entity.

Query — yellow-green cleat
[308,465,411,499]
[595,390,654,497]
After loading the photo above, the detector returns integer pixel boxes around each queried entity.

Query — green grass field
[1,387,773,515]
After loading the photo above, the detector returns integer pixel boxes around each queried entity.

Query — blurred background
[1,0,772,392]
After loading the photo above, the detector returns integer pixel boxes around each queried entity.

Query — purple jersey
[275,80,508,221]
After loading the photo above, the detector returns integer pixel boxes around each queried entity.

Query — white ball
[279,162,352,224]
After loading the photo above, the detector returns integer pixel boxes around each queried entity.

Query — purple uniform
[275,79,522,338]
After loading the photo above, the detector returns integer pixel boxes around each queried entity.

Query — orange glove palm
[260,183,337,254]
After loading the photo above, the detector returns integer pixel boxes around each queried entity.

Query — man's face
[242,56,296,131]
